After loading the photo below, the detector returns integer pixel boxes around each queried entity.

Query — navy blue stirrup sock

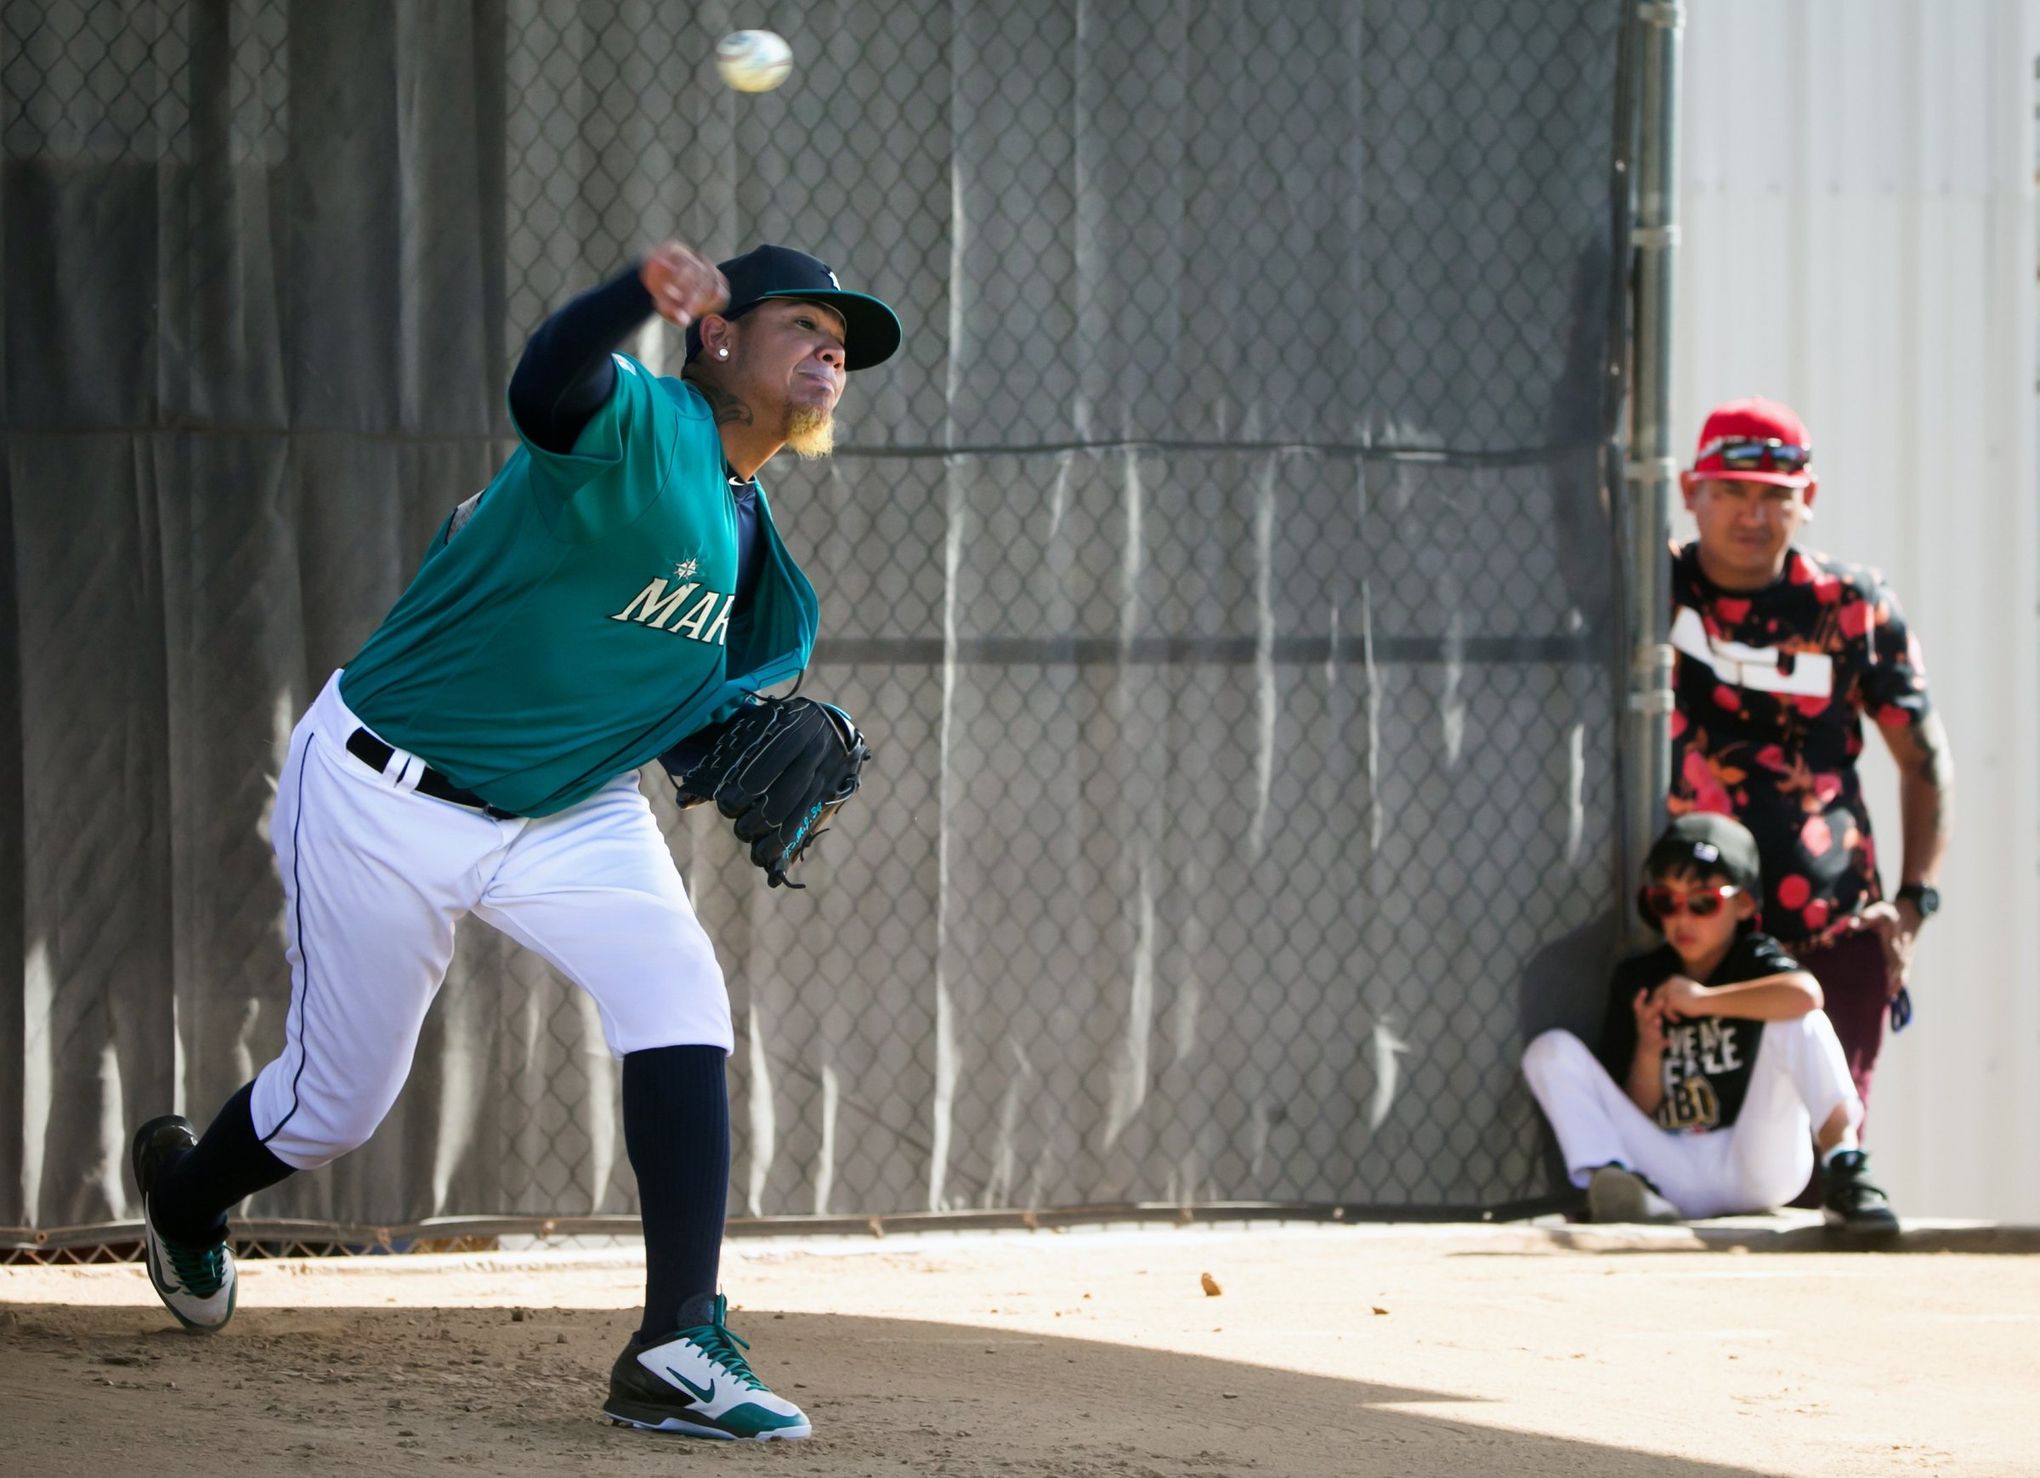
[622,1045,732,1340]
[150,1081,297,1245]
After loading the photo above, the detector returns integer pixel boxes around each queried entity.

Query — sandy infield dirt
[2,1223,2035,1477]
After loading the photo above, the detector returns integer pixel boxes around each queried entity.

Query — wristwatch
[1895,882,1941,919]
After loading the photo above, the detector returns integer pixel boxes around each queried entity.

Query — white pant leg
[474,770,733,1057]
[1522,1029,1723,1213]
[251,674,508,1168]
[1522,1031,1646,1183]
[1713,1012,1860,1214]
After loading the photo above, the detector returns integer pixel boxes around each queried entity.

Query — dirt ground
[2,1221,2035,1478]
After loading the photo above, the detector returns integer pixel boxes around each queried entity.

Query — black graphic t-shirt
[1595,932,1800,1134]
[1668,542,1934,944]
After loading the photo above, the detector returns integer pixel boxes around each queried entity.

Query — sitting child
[1522,813,1898,1231]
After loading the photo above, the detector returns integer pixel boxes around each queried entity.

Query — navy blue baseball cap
[685,244,902,371]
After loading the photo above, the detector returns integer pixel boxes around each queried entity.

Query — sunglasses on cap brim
[1696,436,1812,474]
[1637,882,1744,922]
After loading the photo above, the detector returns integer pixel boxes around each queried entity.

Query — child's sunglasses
[1638,883,1743,921]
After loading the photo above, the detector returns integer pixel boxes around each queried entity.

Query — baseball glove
[663,696,870,888]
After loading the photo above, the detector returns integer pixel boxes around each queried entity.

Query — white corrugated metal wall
[1674,0,2040,1218]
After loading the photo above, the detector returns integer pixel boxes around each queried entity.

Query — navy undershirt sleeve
[508,262,658,454]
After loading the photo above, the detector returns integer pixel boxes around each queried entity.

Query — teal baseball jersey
[339,355,818,817]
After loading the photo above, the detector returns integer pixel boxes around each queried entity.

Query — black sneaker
[131,1115,237,1332]
[1821,1149,1900,1234]
[604,1294,811,1440]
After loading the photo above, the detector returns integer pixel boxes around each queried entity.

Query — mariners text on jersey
[610,572,736,645]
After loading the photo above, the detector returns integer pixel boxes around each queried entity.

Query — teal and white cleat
[131,1115,238,1333]
[604,1294,812,1441]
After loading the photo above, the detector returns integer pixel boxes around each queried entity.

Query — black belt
[345,729,518,819]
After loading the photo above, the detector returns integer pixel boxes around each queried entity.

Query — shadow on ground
[0,1302,1790,1478]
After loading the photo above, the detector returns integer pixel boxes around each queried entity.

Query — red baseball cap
[1680,396,1818,500]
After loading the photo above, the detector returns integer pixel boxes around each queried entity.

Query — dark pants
[1795,928,1892,1123]
[1786,928,1891,1208]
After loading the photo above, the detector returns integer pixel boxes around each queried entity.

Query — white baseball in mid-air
[716,30,793,93]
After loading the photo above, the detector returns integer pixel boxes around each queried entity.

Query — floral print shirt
[1668,542,1934,945]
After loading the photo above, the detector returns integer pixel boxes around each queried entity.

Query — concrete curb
[1503,1216,2040,1255]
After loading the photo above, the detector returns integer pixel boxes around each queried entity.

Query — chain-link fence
[1,0,1632,1240]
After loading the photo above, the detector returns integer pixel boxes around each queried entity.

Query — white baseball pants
[1521,1013,1861,1218]
[248,672,731,1169]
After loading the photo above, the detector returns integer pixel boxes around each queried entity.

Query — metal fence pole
[1623,0,1683,912]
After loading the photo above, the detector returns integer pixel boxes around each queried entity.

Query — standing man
[127,240,902,1442]
[1668,397,1952,1139]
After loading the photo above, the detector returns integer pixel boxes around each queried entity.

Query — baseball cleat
[1820,1149,1900,1234]
[131,1115,238,1333]
[603,1294,811,1440]
[1586,1164,1681,1224]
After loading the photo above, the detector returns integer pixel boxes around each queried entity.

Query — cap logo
[1692,843,1719,862]
[825,269,841,289]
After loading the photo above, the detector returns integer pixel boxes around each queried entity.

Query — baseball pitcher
[128,241,899,1442]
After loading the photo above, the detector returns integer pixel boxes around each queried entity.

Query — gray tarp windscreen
[2,1,1630,1232]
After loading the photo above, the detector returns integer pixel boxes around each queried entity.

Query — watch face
[1902,885,1940,916]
